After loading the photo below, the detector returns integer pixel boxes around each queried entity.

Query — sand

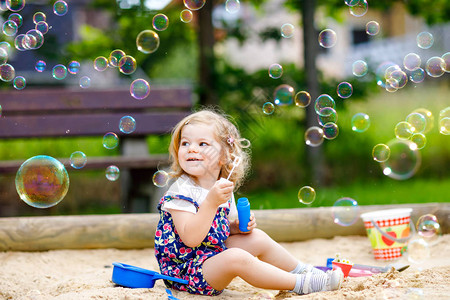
[0,234,449,300]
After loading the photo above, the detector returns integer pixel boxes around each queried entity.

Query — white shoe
[323,269,344,291]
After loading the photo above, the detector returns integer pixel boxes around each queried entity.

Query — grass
[245,176,450,210]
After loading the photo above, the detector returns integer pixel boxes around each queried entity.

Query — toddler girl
[155,109,343,296]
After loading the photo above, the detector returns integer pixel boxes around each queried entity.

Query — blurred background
[0,0,449,217]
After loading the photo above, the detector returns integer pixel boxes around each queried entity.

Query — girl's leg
[202,247,296,291]
[225,228,299,272]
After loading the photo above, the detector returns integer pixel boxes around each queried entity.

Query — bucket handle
[371,220,416,244]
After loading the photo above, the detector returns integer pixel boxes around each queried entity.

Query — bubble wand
[226,156,241,180]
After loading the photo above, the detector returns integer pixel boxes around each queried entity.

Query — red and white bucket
[360,208,413,260]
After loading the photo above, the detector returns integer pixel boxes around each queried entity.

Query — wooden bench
[0,86,192,213]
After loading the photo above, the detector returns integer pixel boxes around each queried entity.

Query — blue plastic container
[237,197,251,232]
[111,262,188,288]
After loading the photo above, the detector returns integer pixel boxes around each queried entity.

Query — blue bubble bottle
[237,197,251,232]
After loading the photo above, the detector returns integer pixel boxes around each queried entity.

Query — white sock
[291,273,328,295]
[289,261,325,275]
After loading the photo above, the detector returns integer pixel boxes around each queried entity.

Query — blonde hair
[168,108,250,190]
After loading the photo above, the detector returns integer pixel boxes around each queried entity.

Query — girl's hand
[206,178,234,207]
[233,212,256,234]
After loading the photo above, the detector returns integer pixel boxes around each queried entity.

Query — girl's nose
[188,143,198,152]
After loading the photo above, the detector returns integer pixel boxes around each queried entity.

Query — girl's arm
[169,179,234,247]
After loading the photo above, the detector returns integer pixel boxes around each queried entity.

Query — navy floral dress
[155,194,231,296]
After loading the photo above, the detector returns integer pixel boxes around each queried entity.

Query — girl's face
[178,123,224,184]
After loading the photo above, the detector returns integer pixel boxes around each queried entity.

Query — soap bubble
[94,56,108,71]
[381,139,420,180]
[67,61,80,74]
[410,68,425,83]
[442,52,450,72]
[352,60,368,77]
[118,55,137,75]
[105,165,120,181]
[349,0,368,17]
[136,30,160,54]
[351,113,370,132]
[53,0,68,16]
[183,0,205,10]
[0,48,7,65]
[2,20,18,36]
[15,155,69,208]
[35,21,49,34]
[6,0,25,12]
[70,151,87,169]
[322,122,339,140]
[268,63,283,79]
[344,0,359,6]
[13,75,26,90]
[317,107,337,126]
[337,82,353,98]
[439,117,450,135]
[262,102,275,115]
[407,238,430,264]
[440,107,450,119]
[332,197,360,226]
[33,12,46,23]
[8,13,23,28]
[103,132,119,149]
[273,84,294,106]
[416,32,433,49]
[416,214,441,245]
[225,0,240,14]
[389,70,408,89]
[153,170,170,187]
[403,53,421,71]
[35,60,46,72]
[425,56,445,78]
[0,63,15,82]
[294,91,311,107]
[52,64,67,80]
[395,121,413,139]
[79,76,91,88]
[298,186,316,205]
[0,41,11,54]
[410,133,426,150]
[130,78,150,100]
[281,23,294,38]
[406,112,426,133]
[318,29,337,48]
[365,21,379,35]
[314,94,335,114]
[412,108,434,134]
[180,9,193,23]
[14,34,28,51]
[372,144,390,162]
[25,29,44,50]
[108,49,125,67]
[119,116,136,134]
[152,13,169,31]
[305,126,324,147]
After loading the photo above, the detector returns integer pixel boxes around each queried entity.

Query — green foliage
[246,177,450,210]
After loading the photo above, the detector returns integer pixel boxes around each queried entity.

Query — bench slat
[0,87,192,114]
[0,111,189,138]
[0,154,170,173]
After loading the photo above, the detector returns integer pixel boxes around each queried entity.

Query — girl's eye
[200,142,209,146]
[181,141,189,146]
